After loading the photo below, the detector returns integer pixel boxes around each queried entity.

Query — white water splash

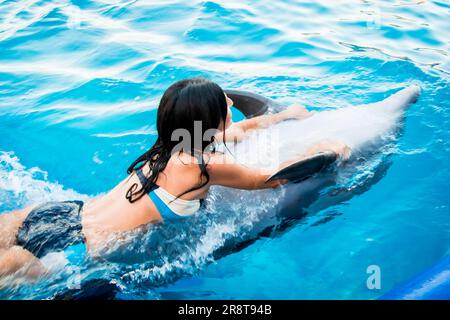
[0,151,89,211]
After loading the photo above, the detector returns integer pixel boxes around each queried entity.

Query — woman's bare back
[80,152,209,250]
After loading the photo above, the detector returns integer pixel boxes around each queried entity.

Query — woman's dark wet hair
[125,77,228,203]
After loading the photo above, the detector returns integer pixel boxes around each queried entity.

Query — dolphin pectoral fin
[266,151,338,183]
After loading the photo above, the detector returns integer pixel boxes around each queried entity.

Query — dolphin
[211,85,421,255]
[53,85,421,299]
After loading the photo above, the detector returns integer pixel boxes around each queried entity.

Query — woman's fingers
[305,139,352,161]
[339,145,352,161]
[327,140,352,160]
[283,104,312,120]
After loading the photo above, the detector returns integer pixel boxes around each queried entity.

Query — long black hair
[125,77,228,203]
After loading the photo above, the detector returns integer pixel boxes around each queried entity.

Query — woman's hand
[279,104,314,121]
[304,139,352,161]
[280,139,351,170]
[272,140,351,185]
[226,104,313,137]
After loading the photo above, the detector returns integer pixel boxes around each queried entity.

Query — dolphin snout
[390,85,421,108]
[407,84,421,103]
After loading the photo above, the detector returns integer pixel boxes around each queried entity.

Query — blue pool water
[0,0,449,299]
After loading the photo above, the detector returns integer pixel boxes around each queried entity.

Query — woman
[0,78,350,280]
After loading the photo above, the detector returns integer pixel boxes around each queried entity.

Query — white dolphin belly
[230,85,421,170]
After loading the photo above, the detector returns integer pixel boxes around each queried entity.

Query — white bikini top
[153,186,201,216]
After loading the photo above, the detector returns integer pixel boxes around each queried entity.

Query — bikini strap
[192,150,208,209]
[192,149,207,176]
[135,167,159,193]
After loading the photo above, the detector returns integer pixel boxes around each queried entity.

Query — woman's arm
[233,104,313,132]
[207,152,288,190]
[215,104,314,143]
[207,139,350,190]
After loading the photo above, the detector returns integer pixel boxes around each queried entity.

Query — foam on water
[0,151,89,212]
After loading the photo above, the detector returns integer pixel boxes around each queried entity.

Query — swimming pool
[0,0,449,299]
